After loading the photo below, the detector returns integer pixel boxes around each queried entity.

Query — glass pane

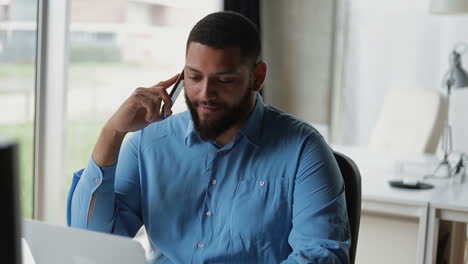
[0,0,38,218]
[65,1,222,186]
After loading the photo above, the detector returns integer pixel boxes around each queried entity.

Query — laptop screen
[0,139,21,264]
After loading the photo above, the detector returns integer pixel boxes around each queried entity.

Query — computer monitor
[0,139,22,264]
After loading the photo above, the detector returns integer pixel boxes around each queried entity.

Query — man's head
[184,11,267,141]
[186,11,261,65]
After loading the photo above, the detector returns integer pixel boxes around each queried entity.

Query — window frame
[33,0,70,225]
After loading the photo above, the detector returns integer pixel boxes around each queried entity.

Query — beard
[185,85,254,141]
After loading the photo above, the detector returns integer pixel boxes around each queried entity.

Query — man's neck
[214,123,244,147]
[214,100,256,147]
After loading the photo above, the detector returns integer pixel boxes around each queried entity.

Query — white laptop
[22,219,149,264]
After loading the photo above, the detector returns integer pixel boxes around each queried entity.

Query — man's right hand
[106,74,180,134]
[92,74,180,167]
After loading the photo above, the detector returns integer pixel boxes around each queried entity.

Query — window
[338,0,468,149]
[0,0,37,218]
[64,0,222,194]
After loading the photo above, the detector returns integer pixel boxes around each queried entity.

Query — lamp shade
[430,0,468,14]
[449,51,468,88]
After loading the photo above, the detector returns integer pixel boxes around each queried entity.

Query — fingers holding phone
[162,71,184,119]
[106,73,180,134]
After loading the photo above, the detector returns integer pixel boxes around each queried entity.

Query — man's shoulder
[139,111,190,142]
[256,105,330,169]
[262,105,321,139]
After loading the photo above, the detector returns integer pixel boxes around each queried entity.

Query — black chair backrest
[0,140,21,264]
[333,151,362,264]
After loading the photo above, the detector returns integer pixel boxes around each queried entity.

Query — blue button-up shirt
[67,94,350,264]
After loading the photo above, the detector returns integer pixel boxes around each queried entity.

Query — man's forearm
[92,125,127,168]
[87,126,127,223]
[87,125,125,224]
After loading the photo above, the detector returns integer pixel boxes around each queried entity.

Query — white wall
[261,0,337,129]
[336,0,468,151]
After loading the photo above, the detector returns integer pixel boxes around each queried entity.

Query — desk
[332,145,434,263]
[361,171,436,264]
[425,183,468,264]
[333,145,466,264]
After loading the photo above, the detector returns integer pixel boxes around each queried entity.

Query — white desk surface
[331,144,447,207]
[350,155,468,213]
[362,170,439,206]
[429,183,468,211]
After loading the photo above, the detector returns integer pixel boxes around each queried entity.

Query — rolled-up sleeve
[67,132,143,238]
[282,135,351,264]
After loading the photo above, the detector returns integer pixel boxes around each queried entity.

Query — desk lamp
[389,0,468,189]
[428,0,468,178]
[391,48,468,189]
[431,45,468,178]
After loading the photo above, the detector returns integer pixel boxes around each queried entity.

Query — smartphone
[162,69,185,119]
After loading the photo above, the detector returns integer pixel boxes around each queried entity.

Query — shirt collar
[184,93,265,148]
[239,93,264,147]
[184,118,197,147]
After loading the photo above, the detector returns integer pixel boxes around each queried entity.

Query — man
[68,11,350,264]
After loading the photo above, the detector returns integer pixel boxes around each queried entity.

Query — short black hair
[186,11,261,64]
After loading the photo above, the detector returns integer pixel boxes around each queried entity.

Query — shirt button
[211,179,217,185]
[259,181,265,187]
[95,178,101,184]
[205,211,212,216]
[197,242,204,248]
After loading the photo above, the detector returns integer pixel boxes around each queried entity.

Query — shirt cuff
[67,157,117,228]
[80,157,117,193]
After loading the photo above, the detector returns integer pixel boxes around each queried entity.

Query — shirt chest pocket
[228,177,289,243]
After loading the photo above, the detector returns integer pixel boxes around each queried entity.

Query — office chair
[333,151,362,264]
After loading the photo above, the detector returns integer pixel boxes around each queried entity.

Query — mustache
[194,100,224,108]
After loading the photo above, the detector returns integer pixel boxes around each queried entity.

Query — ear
[252,61,267,92]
